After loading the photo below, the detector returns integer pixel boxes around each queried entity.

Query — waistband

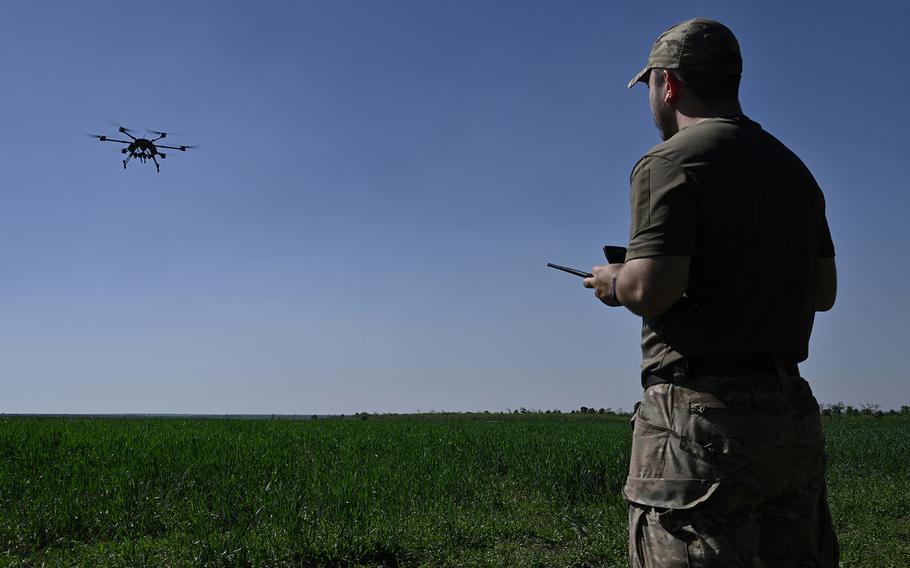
[644,355,799,389]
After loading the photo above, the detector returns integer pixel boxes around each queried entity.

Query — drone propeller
[109,122,137,135]
[157,144,199,151]
[87,133,107,141]
[147,129,171,139]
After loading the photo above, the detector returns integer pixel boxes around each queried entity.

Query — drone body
[91,126,196,172]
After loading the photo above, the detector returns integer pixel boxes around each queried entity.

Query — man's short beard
[652,101,677,141]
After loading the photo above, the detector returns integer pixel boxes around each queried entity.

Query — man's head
[630,19,743,140]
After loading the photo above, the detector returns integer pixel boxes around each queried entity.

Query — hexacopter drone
[90,125,196,172]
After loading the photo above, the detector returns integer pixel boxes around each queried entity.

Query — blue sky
[1,1,907,413]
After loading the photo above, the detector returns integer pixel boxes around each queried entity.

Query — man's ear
[664,70,681,104]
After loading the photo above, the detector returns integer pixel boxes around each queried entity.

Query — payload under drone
[90,125,197,172]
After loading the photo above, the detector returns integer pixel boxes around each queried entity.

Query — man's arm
[585,155,694,315]
[815,257,837,312]
[583,256,691,318]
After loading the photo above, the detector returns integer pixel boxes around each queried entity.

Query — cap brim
[627,66,650,89]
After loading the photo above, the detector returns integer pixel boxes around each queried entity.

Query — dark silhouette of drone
[90,125,197,172]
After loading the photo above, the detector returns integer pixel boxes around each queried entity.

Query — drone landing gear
[123,153,134,169]
[151,154,160,173]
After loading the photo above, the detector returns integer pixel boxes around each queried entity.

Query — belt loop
[672,359,690,383]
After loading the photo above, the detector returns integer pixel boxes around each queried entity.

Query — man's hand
[583,264,624,307]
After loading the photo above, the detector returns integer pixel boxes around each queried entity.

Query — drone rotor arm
[113,125,138,140]
[156,144,197,151]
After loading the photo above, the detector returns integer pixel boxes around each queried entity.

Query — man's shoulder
[631,121,722,177]
[659,117,750,156]
[630,145,686,181]
[631,117,795,179]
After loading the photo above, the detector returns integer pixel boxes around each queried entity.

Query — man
[582,18,839,567]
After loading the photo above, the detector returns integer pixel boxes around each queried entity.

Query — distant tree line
[511,407,627,415]
[569,407,624,415]
[346,407,631,419]
[820,402,910,418]
[338,404,910,420]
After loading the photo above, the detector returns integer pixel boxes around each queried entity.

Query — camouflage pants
[625,373,840,567]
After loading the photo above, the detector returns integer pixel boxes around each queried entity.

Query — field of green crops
[1,414,907,567]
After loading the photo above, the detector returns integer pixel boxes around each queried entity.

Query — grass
[0,414,907,567]
[822,418,910,568]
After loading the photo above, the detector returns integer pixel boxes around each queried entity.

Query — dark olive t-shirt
[627,116,835,384]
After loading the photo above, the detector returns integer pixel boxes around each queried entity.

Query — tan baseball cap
[628,18,742,88]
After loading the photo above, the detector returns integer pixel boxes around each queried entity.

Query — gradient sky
[1,1,907,414]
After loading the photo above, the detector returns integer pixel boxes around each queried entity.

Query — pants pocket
[685,402,790,466]
[626,478,718,568]
[629,505,696,568]
[631,385,722,481]
[629,413,671,478]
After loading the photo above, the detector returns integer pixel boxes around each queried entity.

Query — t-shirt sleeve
[626,155,698,261]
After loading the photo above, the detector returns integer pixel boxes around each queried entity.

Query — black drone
[90,125,196,172]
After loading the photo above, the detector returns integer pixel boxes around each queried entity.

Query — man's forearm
[615,257,691,318]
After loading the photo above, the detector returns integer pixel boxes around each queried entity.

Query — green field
[1,415,907,567]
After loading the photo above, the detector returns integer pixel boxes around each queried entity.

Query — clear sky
[1,1,907,414]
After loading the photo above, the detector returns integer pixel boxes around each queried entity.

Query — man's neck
[675,101,744,131]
